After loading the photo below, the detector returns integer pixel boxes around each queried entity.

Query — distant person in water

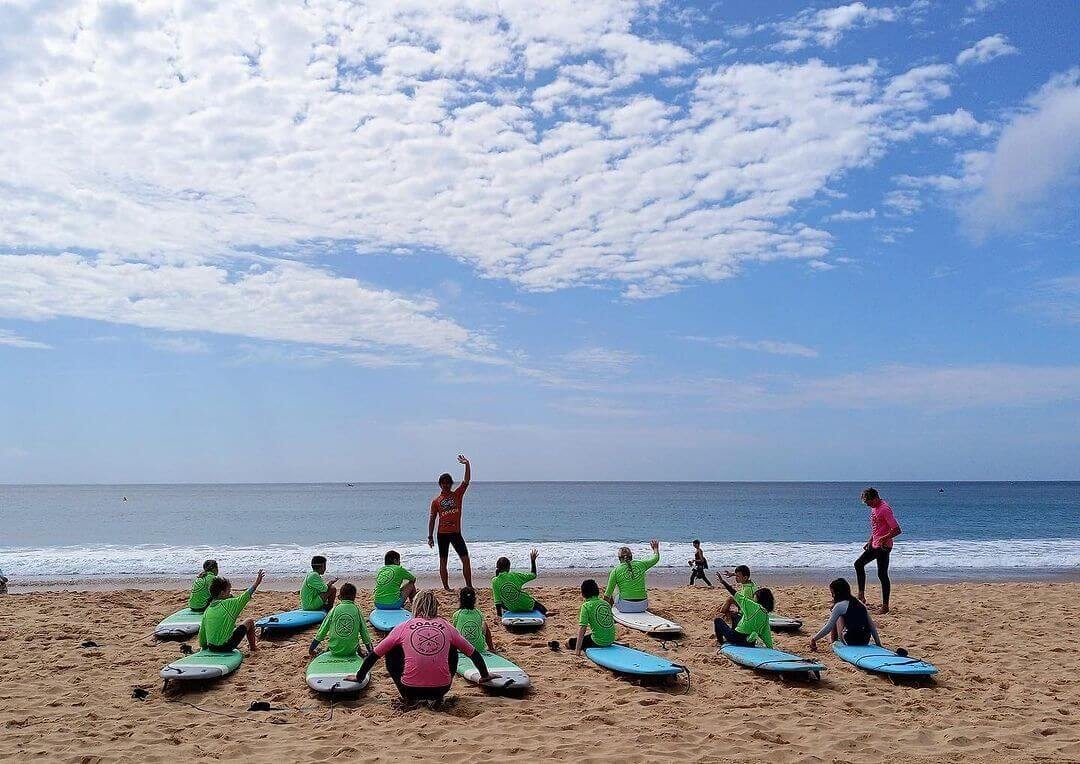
[810,577,881,651]
[854,487,902,614]
[492,549,548,616]
[717,565,755,625]
[688,540,712,587]
[301,555,338,612]
[373,550,417,610]
[427,454,472,590]
[605,539,661,612]
[198,570,264,653]
[309,582,372,658]
[188,559,219,613]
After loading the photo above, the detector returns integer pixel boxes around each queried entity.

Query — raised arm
[458,454,471,489]
[529,548,538,576]
[642,539,661,569]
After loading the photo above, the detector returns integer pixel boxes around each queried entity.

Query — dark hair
[861,487,880,503]
[755,587,775,612]
[202,559,217,572]
[495,556,511,574]
[340,582,357,601]
[209,577,230,599]
[438,472,453,485]
[830,577,854,603]
[581,579,600,598]
[385,550,400,565]
[459,586,477,610]
[692,539,700,546]
[735,564,751,578]
[311,555,327,568]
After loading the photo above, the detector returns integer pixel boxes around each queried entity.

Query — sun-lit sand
[2,581,1079,762]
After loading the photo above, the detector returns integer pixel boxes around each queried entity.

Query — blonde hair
[618,546,633,563]
[413,590,439,619]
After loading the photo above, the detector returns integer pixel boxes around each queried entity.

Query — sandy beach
[2,580,1079,763]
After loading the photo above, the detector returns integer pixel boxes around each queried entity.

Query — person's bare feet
[880,605,890,615]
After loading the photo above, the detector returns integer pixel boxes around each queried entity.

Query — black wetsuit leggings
[385,644,457,703]
[854,545,891,607]
[207,625,247,652]
[713,618,751,647]
[566,634,600,651]
[689,565,711,586]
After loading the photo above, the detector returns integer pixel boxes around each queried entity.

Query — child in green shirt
[188,559,219,612]
[198,570,264,653]
[452,586,494,654]
[300,555,338,612]
[717,565,755,626]
[714,584,774,649]
[492,548,548,616]
[373,550,417,609]
[309,582,373,657]
[568,579,616,654]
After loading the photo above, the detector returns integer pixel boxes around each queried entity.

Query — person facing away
[198,570,265,653]
[309,582,373,658]
[353,590,496,705]
[301,555,338,612]
[188,558,219,613]
[568,578,617,654]
[427,454,472,591]
[717,565,755,625]
[373,550,417,610]
[492,548,548,616]
[452,586,495,654]
[810,577,881,652]
[854,487,902,614]
[688,540,712,587]
[713,583,774,649]
[605,539,661,612]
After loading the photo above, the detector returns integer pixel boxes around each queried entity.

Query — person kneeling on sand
[604,539,661,612]
[810,577,881,652]
[352,590,498,705]
[310,582,373,657]
[713,581,774,649]
[198,570,264,653]
[568,579,617,654]
[492,548,549,616]
[716,565,756,625]
[301,555,338,612]
[452,586,495,654]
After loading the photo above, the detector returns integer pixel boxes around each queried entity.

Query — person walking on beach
[854,487,902,614]
[428,455,472,590]
[688,540,712,587]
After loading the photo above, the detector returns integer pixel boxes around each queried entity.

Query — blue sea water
[1,482,1077,577]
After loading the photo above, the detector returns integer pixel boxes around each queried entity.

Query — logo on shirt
[459,619,482,645]
[496,580,522,603]
[438,496,459,516]
[335,613,354,637]
[409,623,447,655]
[376,568,395,586]
[595,602,614,629]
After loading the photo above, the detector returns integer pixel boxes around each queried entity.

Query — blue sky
[1,0,1078,482]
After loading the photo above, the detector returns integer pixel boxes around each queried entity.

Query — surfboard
[832,643,939,677]
[611,608,682,636]
[501,609,546,628]
[161,649,242,682]
[255,609,326,635]
[769,615,803,632]
[305,651,371,694]
[456,651,531,690]
[585,644,685,677]
[154,608,202,639]
[720,645,825,676]
[369,607,411,633]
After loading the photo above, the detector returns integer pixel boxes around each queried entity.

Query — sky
[1,0,1078,483]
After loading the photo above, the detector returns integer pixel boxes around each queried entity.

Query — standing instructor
[428,455,473,591]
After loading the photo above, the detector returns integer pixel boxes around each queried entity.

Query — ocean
[1,482,1078,579]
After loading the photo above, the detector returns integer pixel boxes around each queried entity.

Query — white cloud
[826,208,877,222]
[560,346,640,374]
[145,335,210,354]
[684,335,819,358]
[549,398,646,418]
[772,3,898,52]
[883,188,922,216]
[957,34,1018,66]
[1027,275,1080,325]
[0,328,52,349]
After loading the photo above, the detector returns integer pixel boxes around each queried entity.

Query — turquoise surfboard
[255,609,326,634]
[585,644,685,677]
[720,645,824,676]
[832,643,939,677]
[369,607,411,632]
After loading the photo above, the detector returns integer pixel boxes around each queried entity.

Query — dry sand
[2,581,1078,763]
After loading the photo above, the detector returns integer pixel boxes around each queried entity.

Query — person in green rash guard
[492,548,548,616]
[604,539,661,613]
[717,565,755,627]
[301,555,338,612]
[198,570,265,653]
[568,579,616,654]
[714,583,774,649]
[188,559,219,613]
[309,582,373,657]
[452,586,494,654]
[373,550,417,609]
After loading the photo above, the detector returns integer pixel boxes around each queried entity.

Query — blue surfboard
[585,644,685,677]
[501,609,546,628]
[720,645,825,676]
[832,643,938,677]
[255,609,326,635]
[369,607,411,633]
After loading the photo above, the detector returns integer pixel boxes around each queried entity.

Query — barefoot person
[198,569,265,654]
[809,577,881,652]
[301,555,337,612]
[427,455,473,590]
[604,539,660,612]
[688,540,712,587]
[713,580,774,649]
[492,549,548,616]
[854,487,902,614]
[352,590,496,705]
[309,582,373,658]
[568,579,616,654]
[373,550,417,609]
[717,565,755,625]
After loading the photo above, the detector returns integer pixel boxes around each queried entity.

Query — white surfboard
[456,651,531,690]
[769,615,803,632]
[612,607,682,636]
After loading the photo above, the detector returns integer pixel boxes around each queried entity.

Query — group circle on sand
[157,461,938,702]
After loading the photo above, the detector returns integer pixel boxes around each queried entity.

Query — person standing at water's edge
[854,487,901,614]
[428,454,472,591]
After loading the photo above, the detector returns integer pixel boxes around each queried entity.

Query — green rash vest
[373,564,415,606]
[578,596,616,647]
[300,571,329,611]
[452,608,488,654]
[604,551,660,601]
[492,571,537,612]
[198,589,252,648]
[188,573,216,611]
[733,588,773,648]
[314,600,370,657]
